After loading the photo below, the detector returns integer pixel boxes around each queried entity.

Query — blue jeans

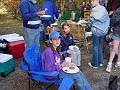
[23,27,40,49]
[91,34,104,67]
[59,70,92,90]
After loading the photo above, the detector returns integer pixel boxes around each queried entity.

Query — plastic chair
[20,44,60,90]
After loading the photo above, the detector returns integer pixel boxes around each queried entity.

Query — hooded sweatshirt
[19,0,40,29]
[40,0,59,23]
[88,5,110,37]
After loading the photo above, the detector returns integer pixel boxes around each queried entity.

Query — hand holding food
[61,62,71,68]
[37,11,45,16]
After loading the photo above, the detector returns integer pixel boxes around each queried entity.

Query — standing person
[106,0,120,16]
[106,6,120,73]
[41,31,93,90]
[88,0,110,68]
[19,0,44,49]
[40,0,59,27]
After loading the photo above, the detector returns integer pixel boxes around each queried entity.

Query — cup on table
[65,57,72,63]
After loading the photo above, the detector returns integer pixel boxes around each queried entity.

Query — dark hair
[61,22,71,37]
[115,0,120,9]
[62,22,70,29]
[49,43,61,54]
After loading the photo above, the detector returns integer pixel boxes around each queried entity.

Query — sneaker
[106,64,112,73]
[88,62,98,69]
[99,64,103,67]
[115,63,120,68]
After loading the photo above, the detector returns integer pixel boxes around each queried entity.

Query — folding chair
[20,44,60,90]
[20,44,74,90]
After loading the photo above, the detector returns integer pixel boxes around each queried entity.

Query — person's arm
[53,3,59,19]
[19,2,38,21]
[88,16,96,27]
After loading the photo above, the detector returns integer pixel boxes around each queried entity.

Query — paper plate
[40,15,51,18]
[62,66,79,74]
[69,46,79,51]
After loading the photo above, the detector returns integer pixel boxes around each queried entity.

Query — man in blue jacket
[19,0,44,49]
[40,0,59,27]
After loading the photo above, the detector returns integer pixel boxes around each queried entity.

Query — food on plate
[69,66,75,69]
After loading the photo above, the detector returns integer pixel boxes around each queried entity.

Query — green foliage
[37,0,45,8]
[1,0,99,20]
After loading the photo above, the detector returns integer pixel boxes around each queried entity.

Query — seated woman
[61,22,74,52]
[60,22,81,66]
[41,31,92,90]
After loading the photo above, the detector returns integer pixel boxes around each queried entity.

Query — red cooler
[8,40,25,59]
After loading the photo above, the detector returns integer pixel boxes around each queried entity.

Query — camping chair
[20,44,74,90]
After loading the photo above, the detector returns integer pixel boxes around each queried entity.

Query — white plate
[62,66,79,74]
[69,45,79,51]
[28,20,41,25]
[40,15,51,18]
[51,22,58,26]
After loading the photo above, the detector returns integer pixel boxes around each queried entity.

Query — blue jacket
[19,0,40,29]
[40,0,59,23]
[61,34,74,51]
[88,5,110,37]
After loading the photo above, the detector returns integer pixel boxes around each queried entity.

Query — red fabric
[111,1,117,11]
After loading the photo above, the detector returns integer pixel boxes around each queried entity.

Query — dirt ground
[0,15,120,90]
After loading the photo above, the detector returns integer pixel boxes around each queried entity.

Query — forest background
[0,0,108,20]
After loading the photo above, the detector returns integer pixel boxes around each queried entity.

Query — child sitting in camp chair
[41,31,92,90]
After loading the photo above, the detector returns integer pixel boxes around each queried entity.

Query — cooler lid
[8,40,25,46]
[0,53,13,63]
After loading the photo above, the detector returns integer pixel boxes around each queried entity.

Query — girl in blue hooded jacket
[40,0,59,26]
